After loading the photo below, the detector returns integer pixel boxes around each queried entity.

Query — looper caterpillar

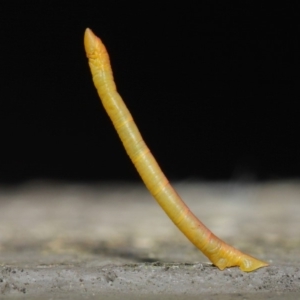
[83,28,268,272]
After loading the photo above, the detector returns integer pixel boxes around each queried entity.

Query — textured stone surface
[0,181,299,299]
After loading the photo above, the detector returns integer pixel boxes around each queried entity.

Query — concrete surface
[0,181,299,299]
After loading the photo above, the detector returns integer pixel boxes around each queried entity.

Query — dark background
[0,3,297,184]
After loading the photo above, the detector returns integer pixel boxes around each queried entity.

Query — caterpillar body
[84,28,268,272]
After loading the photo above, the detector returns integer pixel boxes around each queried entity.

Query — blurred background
[0,2,297,184]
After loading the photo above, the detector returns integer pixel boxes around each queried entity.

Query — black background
[0,2,298,183]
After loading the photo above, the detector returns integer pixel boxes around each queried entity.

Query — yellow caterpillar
[84,28,268,272]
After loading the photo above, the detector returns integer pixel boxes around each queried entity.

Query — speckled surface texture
[0,182,299,299]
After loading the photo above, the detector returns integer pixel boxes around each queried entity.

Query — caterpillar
[83,28,268,272]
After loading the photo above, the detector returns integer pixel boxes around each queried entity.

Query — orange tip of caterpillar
[84,28,96,49]
[84,28,106,59]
